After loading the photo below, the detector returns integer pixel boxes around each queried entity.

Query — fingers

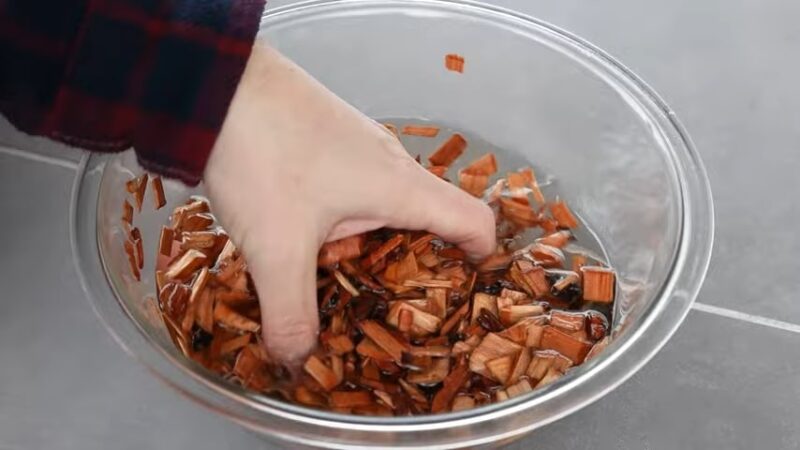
[383,165,497,258]
[244,226,320,364]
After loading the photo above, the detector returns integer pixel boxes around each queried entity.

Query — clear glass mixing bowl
[71,0,714,448]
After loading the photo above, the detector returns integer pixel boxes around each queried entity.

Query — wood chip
[444,53,465,73]
[399,378,428,405]
[158,226,175,257]
[511,261,550,298]
[540,326,592,364]
[427,165,448,178]
[529,243,565,268]
[462,153,498,176]
[522,167,546,205]
[431,359,469,413]
[131,227,144,270]
[213,302,260,333]
[122,200,133,224]
[304,355,340,391]
[407,357,450,384]
[585,336,610,361]
[471,293,498,324]
[451,395,475,411]
[220,333,251,355]
[469,333,522,377]
[356,338,393,362]
[361,234,404,268]
[132,174,148,211]
[485,354,514,384]
[508,348,531,385]
[331,390,373,408]
[151,176,166,210]
[535,367,563,388]
[581,266,615,303]
[333,269,360,297]
[402,125,440,137]
[398,308,413,333]
[428,133,467,167]
[498,304,546,326]
[499,198,539,226]
[318,235,365,266]
[359,320,409,362]
[195,288,215,333]
[326,334,355,355]
[549,200,579,229]
[550,310,586,332]
[537,230,572,248]
[505,379,533,398]
[459,172,489,197]
[165,249,207,281]
[124,239,140,281]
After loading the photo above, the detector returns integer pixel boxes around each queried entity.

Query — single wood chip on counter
[142,123,617,416]
[445,53,465,73]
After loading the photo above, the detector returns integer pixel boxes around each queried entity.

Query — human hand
[204,43,496,363]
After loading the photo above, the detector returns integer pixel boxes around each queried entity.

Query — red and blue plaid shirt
[0,0,266,184]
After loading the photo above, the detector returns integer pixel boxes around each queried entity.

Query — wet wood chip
[131,174,148,211]
[331,390,373,408]
[549,200,579,229]
[165,249,207,281]
[326,334,355,355]
[318,235,365,266]
[485,354,514,383]
[581,266,615,303]
[402,125,440,137]
[213,302,260,333]
[427,165,448,178]
[361,234,404,269]
[498,304,545,327]
[220,333,251,355]
[505,379,533,398]
[535,367,563,388]
[148,125,618,416]
[537,230,572,248]
[540,326,592,364]
[459,172,489,197]
[304,355,340,391]
[122,200,134,224]
[444,53,465,73]
[151,176,166,210]
[471,293,498,324]
[359,320,409,362]
[333,269,360,297]
[463,153,498,176]
[428,133,467,167]
[469,333,522,377]
[451,395,475,411]
[431,360,469,413]
[407,357,450,384]
[158,226,175,257]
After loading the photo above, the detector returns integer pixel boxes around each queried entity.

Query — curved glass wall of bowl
[71,1,713,448]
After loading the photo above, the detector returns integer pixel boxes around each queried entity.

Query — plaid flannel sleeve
[0,0,266,185]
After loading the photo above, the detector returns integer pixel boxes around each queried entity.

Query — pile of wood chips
[123,127,616,416]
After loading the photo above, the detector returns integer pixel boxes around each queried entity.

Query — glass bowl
[71,0,714,448]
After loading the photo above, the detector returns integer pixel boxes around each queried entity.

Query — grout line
[0,145,79,170]
[692,302,800,334]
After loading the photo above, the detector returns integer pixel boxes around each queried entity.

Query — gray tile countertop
[2,0,800,449]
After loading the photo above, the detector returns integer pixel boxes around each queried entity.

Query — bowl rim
[70,0,714,447]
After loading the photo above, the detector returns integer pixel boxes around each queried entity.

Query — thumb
[384,166,497,258]
[245,226,320,363]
